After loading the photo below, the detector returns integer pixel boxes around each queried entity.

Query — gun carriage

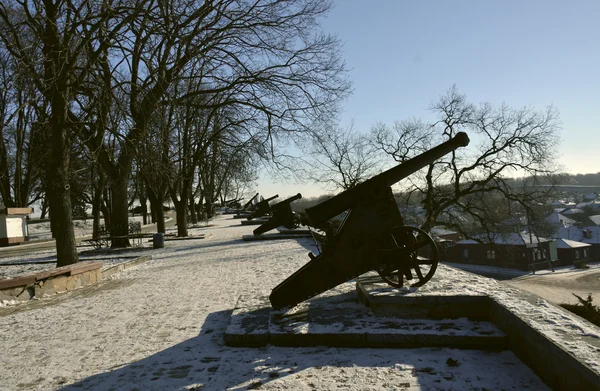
[269,132,470,309]
[253,193,302,235]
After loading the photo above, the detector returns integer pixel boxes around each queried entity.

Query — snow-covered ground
[0,215,598,390]
[445,261,600,306]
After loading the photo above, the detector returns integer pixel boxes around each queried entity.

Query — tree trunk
[139,181,148,225]
[48,116,78,267]
[101,188,112,232]
[155,192,166,233]
[111,177,130,247]
[92,172,105,239]
[188,188,197,224]
[40,197,48,219]
[173,193,188,237]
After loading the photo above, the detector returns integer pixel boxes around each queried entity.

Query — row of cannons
[230,132,470,310]
[231,193,302,235]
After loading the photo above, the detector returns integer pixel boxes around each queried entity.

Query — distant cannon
[253,193,302,235]
[223,199,242,209]
[242,193,260,211]
[247,194,279,220]
[269,132,470,309]
[233,193,261,218]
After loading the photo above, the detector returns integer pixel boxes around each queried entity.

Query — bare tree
[372,86,561,237]
[0,46,48,208]
[304,123,380,191]
[79,0,349,246]
[0,0,130,265]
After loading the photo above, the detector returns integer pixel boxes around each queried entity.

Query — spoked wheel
[376,226,439,288]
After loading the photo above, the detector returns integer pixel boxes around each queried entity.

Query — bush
[573,260,590,269]
[560,293,600,327]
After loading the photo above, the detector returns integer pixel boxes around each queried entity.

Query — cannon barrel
[305,132,470,227]
[271,193,302,210]
[263,194,279,203]
[247,194,280,220]
[253,193,303,235]
[242,193,260,210]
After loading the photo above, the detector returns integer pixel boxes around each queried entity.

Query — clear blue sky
[258,0,600,199]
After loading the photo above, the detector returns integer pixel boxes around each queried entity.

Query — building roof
[430,226,457,237]
[457,232,550,246]
[544,211,576,227]
[555,238,591,249]
[555,226,600,244]
[561,208,585,215]
[588,215,600,226]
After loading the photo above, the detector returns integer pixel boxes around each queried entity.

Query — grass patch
[560,293,600,327]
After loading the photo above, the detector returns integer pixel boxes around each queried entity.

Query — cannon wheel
[376,226,439,288]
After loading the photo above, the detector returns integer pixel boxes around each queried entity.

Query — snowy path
[505,267,600,305]
[0,215,581,390]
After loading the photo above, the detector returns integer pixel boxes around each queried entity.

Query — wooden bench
[84,222,148,249]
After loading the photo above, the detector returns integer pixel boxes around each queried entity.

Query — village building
[555,225,600,262]
[445,232,557,271]
[554,238,592,267]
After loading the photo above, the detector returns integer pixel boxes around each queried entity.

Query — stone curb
[101,255,152,279]
[1,255,152,303]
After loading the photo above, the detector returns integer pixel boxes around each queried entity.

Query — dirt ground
[504,268,600,306]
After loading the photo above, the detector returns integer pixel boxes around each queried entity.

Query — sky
[257,0,600,199]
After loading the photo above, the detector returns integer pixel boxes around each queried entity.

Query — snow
[0,215,598,390]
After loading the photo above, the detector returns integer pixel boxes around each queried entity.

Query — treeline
[0,0,349,266]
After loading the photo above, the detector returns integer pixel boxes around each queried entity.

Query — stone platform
[240,219,267,226]
[224,283,507,350]
[242,232,313,241]
[224,272,600,391]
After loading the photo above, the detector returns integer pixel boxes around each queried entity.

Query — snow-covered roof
[430,228,457,239]
[457,232,550,246]
[561,208,585,215]
[544,211,576,227]
[589,215,600,226]
[555,238,592,249]
[555,226,600,244]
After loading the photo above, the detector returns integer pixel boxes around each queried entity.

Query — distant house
[552,200,577,209]
[544,211,575,230]
[588,215,600,226]
[560,208,585,216]
[575,201,600,210]
[555,239,592,267]
[446,232,556,271]
[555,226,600,261]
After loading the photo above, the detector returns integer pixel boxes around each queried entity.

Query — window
[463,248,469,259]
[486,250,495,260]
[575,250,580,259]
[584,248,589,258]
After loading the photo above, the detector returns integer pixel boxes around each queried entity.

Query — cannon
[253,193,302,235]
[242,193,260,211]
[247,194,279,220]
[269,132,470,309]
[233,193,260,218]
